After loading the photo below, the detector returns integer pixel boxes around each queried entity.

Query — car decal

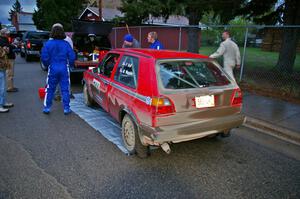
[86,71,150,105]
[110,82,149,105]
[92,79,101,90]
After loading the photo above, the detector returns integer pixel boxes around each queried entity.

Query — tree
[118,0,177,25]
[238,0,300,73]
[8,0,23,21]
[33,0,87,31]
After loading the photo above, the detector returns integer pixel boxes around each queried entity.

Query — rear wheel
[83,83,95,106]
[122,114,149,158]
[25,53,31,62]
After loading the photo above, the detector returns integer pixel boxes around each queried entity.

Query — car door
[90,53,120,111]
[109,55,140,121]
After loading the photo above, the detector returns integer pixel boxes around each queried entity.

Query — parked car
[21,31,49,61]
[83,49,245,158]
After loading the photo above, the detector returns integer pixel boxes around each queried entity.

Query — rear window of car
[158,60,230,89]
[27,32,49,40]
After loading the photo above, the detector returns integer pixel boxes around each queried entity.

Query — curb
[243,116,300,146]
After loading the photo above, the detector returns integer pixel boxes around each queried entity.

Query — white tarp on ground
[70,93,129,155]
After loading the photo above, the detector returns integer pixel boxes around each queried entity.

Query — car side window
[114,55,139,89]
[98,53,120,77]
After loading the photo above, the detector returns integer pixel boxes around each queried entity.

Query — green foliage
[33,0,87,31]
[8,0,22,21]
[228,17,253,46]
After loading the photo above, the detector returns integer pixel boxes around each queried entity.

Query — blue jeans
[0,70,6,106]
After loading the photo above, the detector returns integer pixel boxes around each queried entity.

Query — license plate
[195,95,215,108]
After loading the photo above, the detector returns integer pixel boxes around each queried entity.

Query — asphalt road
[0,57,300,199]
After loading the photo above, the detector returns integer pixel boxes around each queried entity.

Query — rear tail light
[151,96,175,115]
[8,37,12,43]
[27,41,31,49]
[231,88,242,106]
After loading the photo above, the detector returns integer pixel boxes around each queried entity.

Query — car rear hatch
[152,59,243,127]
[26,32,49,51]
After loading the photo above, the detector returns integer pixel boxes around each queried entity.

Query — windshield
[158,60,230,89]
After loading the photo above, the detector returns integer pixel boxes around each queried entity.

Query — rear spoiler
[72,20,113,36]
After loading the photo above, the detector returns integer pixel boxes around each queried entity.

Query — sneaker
[7,87,19,92]
[64,109,72,115]
[70,93,75,99]
[3,102,14,108]
[0,107,9,113]
[43,107,50,114]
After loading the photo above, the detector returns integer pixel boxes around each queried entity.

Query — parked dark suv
[21,31,49,61]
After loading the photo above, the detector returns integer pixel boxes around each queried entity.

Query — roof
[114,49,209,59]
[146,15,189,26]
[79,6,123,21]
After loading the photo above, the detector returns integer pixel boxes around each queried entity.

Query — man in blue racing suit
[41,25,75,115]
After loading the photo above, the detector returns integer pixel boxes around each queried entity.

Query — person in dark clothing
[0,28,18,92]
[147,31,164,50]
[41,24,75,115]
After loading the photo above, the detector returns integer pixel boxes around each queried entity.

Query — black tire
[25,53,31,62]
[83,83,95,107]
[122,114,149,158]
[40,60,48,71]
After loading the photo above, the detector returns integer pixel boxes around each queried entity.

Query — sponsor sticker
[146,97,152,105]
[92,79,101,90]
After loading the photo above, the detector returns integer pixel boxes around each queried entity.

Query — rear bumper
[139,114,245,144]
[27,50,40,56]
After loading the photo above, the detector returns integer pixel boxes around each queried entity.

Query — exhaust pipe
[161,143,171,154]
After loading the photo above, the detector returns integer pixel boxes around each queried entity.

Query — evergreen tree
[8,0,23,21]
[33,0,88,31]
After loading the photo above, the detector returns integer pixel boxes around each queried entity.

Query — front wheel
[122,114,149,158]
[83,83,95,107]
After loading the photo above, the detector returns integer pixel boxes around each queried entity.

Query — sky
[0,0,36,25]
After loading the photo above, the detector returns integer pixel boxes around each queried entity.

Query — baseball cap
[52,23,63,28]
[124,34,133,42]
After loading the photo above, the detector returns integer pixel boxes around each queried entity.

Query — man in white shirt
[209,31,241,82]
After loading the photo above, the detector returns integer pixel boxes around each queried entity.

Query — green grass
[199,46,300,72]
